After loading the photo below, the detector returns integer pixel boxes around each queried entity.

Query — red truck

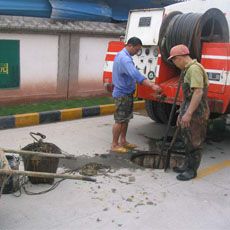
[103,1,230,124]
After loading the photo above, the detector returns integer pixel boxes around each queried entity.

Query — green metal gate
[0,40,20,89]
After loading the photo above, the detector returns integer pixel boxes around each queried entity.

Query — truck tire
[145,100,162,123]
[145,100,178,125]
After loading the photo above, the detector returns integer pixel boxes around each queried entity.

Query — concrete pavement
[0,113,229,230]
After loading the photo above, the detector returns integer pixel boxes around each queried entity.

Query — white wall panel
[78,37,118,92]
[0,33,58,91]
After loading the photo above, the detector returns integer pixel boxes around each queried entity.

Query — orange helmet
[168,44,190,60]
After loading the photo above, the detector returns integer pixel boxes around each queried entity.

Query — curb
[0,101,145,130]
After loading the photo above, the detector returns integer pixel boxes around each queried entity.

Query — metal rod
[0,169,96,182]
[1,148,77,160]
[157,72,183,168]
[164,127,180,171]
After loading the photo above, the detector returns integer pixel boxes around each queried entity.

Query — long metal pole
[157,72,183,169]
[1,148,77,159]
[0,169,96,182]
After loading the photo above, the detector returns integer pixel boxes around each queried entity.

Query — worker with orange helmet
[168,44,210,181]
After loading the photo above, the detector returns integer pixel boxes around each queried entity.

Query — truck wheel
[145,100,178,125]
[157,102,178,125]
[145,100,162,123]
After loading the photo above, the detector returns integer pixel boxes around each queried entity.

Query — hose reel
[158,8,229,64]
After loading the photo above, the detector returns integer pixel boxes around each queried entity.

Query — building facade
[0,16,125,105]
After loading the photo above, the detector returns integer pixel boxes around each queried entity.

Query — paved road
[0,113,229,230]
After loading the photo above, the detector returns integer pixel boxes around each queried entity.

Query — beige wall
[77,36,115,95]
[0,33,119,105]
[0,33,59,104]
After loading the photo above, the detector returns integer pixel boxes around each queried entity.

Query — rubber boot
[176,151,201,181]
[176,168,197,181]
[193,151,202,171]
[173,157,188,173]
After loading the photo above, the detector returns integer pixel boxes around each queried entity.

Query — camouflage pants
[114,95,133,123]
[179,116,207,151]
[178,115,208,170]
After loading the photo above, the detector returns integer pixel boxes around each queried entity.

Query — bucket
[22,141,61,184]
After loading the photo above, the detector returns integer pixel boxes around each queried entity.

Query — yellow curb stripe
[197,160,230,179]
[11,102,146,129]
[15,113,39,127]
[100,104,116,115]
[60,108,82,121]
[133,101,145,111]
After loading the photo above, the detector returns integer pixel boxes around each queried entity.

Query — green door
[0,40,20,89]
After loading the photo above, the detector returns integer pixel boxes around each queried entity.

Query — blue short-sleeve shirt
[112,48,146,98]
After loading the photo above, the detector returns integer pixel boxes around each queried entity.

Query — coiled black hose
[159,8,229,64]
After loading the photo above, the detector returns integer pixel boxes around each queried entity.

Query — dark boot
[176,169,197,181]
[173,165,187,173]
[176,151,201,181]
[173,154,189,173]
[174,136,191,174]
[193,151,202,171]
[173,160,188,173]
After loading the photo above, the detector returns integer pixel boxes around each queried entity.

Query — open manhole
[130,151,185,169]
[131,117,229,170]
[130,137,186,169]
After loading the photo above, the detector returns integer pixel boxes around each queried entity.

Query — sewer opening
[130,116,229,169]
[130,136,186,170]
[130,151,186,170]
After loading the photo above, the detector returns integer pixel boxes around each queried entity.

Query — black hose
[159,8,229,64]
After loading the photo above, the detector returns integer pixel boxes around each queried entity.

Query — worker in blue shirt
[111,37,161,153]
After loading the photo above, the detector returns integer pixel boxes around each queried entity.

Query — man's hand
[179,88,203,128]
[150,83,162,93]
[142,79,162,93]
[180,112,192,128]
